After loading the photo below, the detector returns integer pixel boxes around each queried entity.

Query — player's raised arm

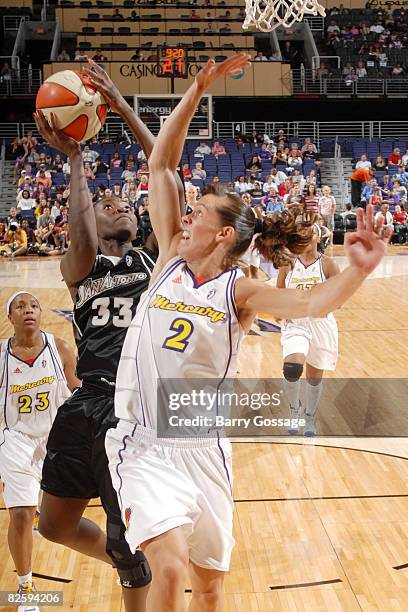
[83,59,185,211]
[34,111,98,293]
[235,205,391,323]
[147,54,251,264]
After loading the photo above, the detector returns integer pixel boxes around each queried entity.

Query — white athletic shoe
[288,401,302,435]
[304,412,316,436]
[17,581,40,612]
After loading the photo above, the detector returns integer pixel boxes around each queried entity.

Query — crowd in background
[2,126,407,258]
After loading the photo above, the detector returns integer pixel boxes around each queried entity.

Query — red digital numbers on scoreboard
[157,47,188,78]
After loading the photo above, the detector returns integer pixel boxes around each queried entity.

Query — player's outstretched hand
[344,204,392,275]
[82,58,127,116]
[195,53,251,92]
[33,110,80,158]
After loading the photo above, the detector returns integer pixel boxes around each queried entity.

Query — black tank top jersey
[73,248,155,384]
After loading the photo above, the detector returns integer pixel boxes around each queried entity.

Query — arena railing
[292,69,408,98]
[0,69,42,96]
[2,15,29,32]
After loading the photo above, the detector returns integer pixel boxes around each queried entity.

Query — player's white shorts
[0,428,47,508]
[281,316,338,371]
[105,422,235,571]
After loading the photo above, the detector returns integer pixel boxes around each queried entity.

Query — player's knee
[283,361,303,382]
[193,580,223,610]
[154,554,188,596]
[107,545,152,589]
[9,507,35,529]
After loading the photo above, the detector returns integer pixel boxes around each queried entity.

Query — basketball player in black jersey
[34,67,184,610]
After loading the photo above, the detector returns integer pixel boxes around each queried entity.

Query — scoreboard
[157,47,189,79]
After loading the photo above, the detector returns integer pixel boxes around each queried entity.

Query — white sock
[284,378,301,411]
[17,571,32,585]
[306,379,323,417]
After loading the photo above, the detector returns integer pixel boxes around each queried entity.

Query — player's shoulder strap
[41,332,66,382]
[134,247,156,274]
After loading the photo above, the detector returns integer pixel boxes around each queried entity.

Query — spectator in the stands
[211,141,226,157]
[51,199,63,221]
[327,20,340,35]
[17,190,36,216]
[82,145,99,164]
[393,204,407,241]
[342,63,354,77]
[225,182,235,194]
[344,68,358,83]
[393,179,407,202]
[248,130,263,145]
[274,145,288,165]
[304,184,320,213]
[270,167,288,186]
[22,131,37,156]
[388,148,402,166]
[62,158,71,180]
[373,155,386,171]
[21,219,35,246]
[246,154,262,177]
[36,206,51,233]
[74,49,88,61]
[375,203,393,230]
[182,163,192,181]
[84,162,95,181]
[185,185,199,213]
[287,149,303,171]
[1,63,12,80]
[356,154,371,170]
[204,22,215,33]
[301,138,318,154]
[356,61,367,78]
[264,190,284,213]
[254,51,268,61]
[17,176,34,196]
[316,63,330,77]
[191,9,200,19]
[192,161,206,180]
[93,157,109,176]
[281,41,298,66]
[137,161,149,180]
[401,148,408,167]
[93,49,108,64]
[52,154,64,173]
[35,167,52,190]
[234,175,250,194]
[319,185,336,238]
[137,175,149,195]
[113,8,124,20]
[110,151,123,168]
[278,178,292,198]
[57,49,70,61]
[194,141,211,156]
[121,161,137,181]
[259,143,272,160]
[369,186,383,207]
[305,169,318,186]
[370,20,385,34]
[392,63,404,76]
[361,178,377,203]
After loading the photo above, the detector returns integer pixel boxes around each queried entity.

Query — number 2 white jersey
[0,332,70,438]
[115,257,245,428]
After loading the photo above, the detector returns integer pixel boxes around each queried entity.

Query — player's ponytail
[254,207,317,268]
[208,182,316,269]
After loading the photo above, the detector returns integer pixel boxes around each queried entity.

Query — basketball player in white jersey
[0,292,78,611]
[98,55,391,611]
[277,224,340,436]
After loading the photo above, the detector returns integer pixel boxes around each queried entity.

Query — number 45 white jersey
[0,332,70,438]
[115,257,245,429]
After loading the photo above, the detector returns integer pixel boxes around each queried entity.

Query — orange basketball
[36,70,108,142]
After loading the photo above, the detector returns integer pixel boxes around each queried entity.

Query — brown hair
[204,184,316,269]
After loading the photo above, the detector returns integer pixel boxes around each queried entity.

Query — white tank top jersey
[0,332,70,438]
[284,254,335,323]
[115,257,245,428]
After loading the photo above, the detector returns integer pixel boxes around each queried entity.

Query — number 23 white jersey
[0,332,70,438]
[115,257,245,429]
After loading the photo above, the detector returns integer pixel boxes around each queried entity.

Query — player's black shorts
[41,380,119,513]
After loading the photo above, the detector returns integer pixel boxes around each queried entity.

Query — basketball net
[242,0,326,32]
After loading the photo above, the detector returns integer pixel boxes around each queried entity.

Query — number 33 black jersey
[73,248,155,384]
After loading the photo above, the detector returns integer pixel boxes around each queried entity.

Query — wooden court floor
[0,246,408,611]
